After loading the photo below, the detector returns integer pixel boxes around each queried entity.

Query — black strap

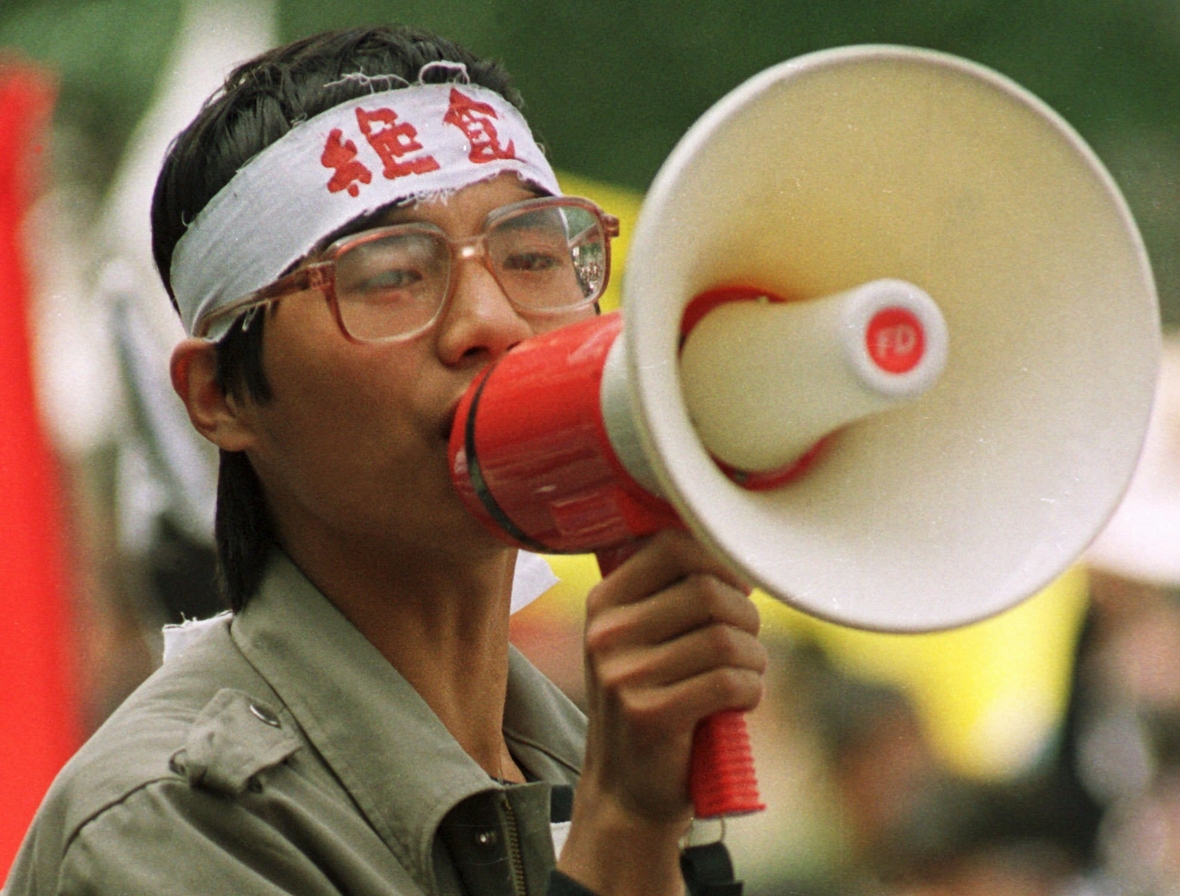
[547,870,601,896]
[547,831,744,896]
[680,841,744,896]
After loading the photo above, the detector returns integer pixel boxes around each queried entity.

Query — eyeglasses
[196,196,620,343]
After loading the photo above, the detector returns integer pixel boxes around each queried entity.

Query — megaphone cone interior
[622,45,1159,632]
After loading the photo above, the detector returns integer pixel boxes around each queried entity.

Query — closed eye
[349,267,425,293]
[500,249,567,273]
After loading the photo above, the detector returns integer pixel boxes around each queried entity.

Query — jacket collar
[230,551,584,890]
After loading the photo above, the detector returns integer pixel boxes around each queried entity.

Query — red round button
[866,307,925,374]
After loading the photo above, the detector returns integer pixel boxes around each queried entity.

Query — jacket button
[475,829,498,847]
[249,703,282,727]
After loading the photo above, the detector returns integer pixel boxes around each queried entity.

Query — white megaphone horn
[449,46,1161,819]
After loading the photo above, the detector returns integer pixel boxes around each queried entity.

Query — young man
[5,25,766,896]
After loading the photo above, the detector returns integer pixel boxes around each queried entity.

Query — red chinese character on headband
[444,88,517,163]
[321,129,373,197]
[356,106,441,179]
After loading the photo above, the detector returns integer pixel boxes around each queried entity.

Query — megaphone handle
[595,544,766,819]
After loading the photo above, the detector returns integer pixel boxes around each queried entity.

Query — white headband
[171,80,561,339]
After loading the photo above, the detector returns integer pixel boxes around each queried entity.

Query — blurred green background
[4,0,1180,323]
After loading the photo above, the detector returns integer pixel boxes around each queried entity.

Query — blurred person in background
[1073,335,1180,894]
[796,645,1096,896]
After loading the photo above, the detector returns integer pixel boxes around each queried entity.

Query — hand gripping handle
[595,544,765,819]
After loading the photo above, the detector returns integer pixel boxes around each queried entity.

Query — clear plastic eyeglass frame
[195,195,620,343]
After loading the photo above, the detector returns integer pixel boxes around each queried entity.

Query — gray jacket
[5,552,587,896]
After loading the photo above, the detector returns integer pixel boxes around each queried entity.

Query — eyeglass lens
[332,202,606,341]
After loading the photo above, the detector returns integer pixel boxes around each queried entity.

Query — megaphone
[449,45,1160,817]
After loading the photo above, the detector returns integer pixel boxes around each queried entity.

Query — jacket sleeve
[48,777,427,896]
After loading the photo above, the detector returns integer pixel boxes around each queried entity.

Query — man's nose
[435,251,532,366]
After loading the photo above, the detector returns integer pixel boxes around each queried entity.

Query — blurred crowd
[508,565,1180,896]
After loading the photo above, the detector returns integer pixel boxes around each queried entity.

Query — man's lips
[440,405,458,442]
[441,373,485,442]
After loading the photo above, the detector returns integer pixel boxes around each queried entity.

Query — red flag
[0,57,78,875]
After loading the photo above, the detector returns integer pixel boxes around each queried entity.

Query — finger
[587,530,750,614]
[586,576,761,655]
[614,665,767,734]
[594,623,769,695]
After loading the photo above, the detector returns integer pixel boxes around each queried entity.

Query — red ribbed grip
[690,710,765,818]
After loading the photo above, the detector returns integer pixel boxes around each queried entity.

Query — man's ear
[170,338,257,452]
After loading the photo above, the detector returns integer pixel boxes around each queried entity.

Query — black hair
[150,25,521,611]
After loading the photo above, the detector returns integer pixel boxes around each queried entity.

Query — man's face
[231,173,596,572]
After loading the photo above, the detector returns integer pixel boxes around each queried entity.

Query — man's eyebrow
[310,203,414,253]
[312,185,551,253]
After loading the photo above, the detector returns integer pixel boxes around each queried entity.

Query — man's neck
[285,533,523,780]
